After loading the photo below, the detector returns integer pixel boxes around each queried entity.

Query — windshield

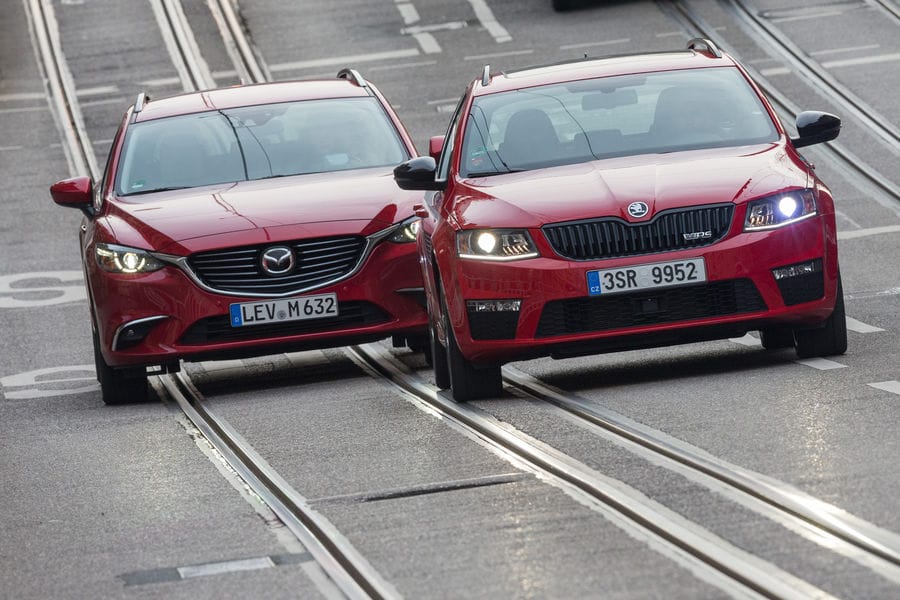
[116,97,409,195]
[460,67,779,177]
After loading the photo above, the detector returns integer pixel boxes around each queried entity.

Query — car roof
[133,78,372,122]
[474,49,739,96]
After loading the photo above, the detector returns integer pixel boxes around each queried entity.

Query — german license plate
[229,293,338,327]
[587,258,706,296]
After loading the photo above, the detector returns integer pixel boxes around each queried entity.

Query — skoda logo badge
[261,246,295,276]
[627,201,650,218]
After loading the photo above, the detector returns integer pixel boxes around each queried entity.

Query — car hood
[106,168,418,253]
[452,144,809,229]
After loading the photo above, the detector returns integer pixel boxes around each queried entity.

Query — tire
[445,318,502,402]
[760,327,794,350]
[430,319,450,390]
[93,330,148,405]
[552,0,579,11]
[794,275,848,359]
[406,334,432,365]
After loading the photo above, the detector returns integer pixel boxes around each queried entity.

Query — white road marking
[846,287,900,300]
[823,52,900,69]
[402,21,467,34]
[810,44,880,57]
[269,49,420,72]
[1,366,98,400]
[0,146,24,151]
[837,224,900,240]
[0,92,46,102]
[139,76,182,87]
[395,2,420,25]
[771,10,846,24]
[368,59,437,72]
[656,31,687,38]
[75,85,119,97]
[845,318,884,333]
[467,0,511,43]
[729,333,760,347]
[178,556,274,579]
[760,66,791,76]
[560,38,630,51]
[834,209,862,229]
[0,271,86,307]
[464,49,533,61]
[411,32,441,54]
[794,357,847,370]
[868,381,900,395]
[0,106,45,115]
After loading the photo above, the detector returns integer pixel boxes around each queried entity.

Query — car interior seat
[499,108,563,168]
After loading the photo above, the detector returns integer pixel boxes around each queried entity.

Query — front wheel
[760,327,794,350]
[430,319,450,390]
[794,276,848,358]
[552,0,579,11]
[445,322,502,402]
[93,330,148,405]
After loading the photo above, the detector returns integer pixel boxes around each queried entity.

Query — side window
[436,95,466,182]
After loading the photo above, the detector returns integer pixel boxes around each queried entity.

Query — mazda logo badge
[627,202,650,218]
[261,246,295,276]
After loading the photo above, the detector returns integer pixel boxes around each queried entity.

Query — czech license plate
[587,258,706,296]
[229,293,338,327]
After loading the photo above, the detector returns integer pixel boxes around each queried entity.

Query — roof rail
[132,92,149,114]
[481,64,491,87]
[337,68,367,88]
[687,38,722,58]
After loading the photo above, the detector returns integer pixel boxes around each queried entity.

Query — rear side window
[461,67,779,177]
[116,97,410,196]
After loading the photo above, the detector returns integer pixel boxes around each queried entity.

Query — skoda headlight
[744,189,817,231]
[95,243,165,273]
[457,229,539,261]
[388,217,420,243]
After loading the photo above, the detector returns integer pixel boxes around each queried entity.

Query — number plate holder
[586,258,706,296]
[229,293,339,327]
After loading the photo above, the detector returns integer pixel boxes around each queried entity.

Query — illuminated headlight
[388,218,420,243]
[744,189,817,231]
[95,243,164,273]
[457,229,539,261]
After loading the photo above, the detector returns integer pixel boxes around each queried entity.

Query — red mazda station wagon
[52,70,428,404]
[395,39,847,401]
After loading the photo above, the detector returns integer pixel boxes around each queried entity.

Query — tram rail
[661,0,900,204]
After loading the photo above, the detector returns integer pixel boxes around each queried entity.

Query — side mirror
[394,156,444,191]
[50,176,95,216]
[428,135,445,162]
[791,111,841,149]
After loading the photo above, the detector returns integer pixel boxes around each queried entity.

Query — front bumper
[90,241,428,368]
[442,216,838,364]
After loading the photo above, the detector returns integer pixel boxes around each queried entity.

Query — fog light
[772,260,822,280]
[466,299,521,312]
[113,316,168,350]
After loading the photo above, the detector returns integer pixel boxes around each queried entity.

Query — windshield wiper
[465,169,525,178]
[120,186,192,196]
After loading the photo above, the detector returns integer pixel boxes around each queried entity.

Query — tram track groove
[23,0,98,179]
[206,0,270,84]
[32,0,398,594]
[722,0,900,151]
[156,372,400,600]
[501,366,900,577]
[660,0,900,207]
[349,344,843,600]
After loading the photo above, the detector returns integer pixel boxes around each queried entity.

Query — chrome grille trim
[154,223,403,298]
[542,203,734,260]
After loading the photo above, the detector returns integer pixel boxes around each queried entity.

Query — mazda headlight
[95,243,165,273]
[457,229,539,261]
[744,189,817,231]
[388,217,420,243]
